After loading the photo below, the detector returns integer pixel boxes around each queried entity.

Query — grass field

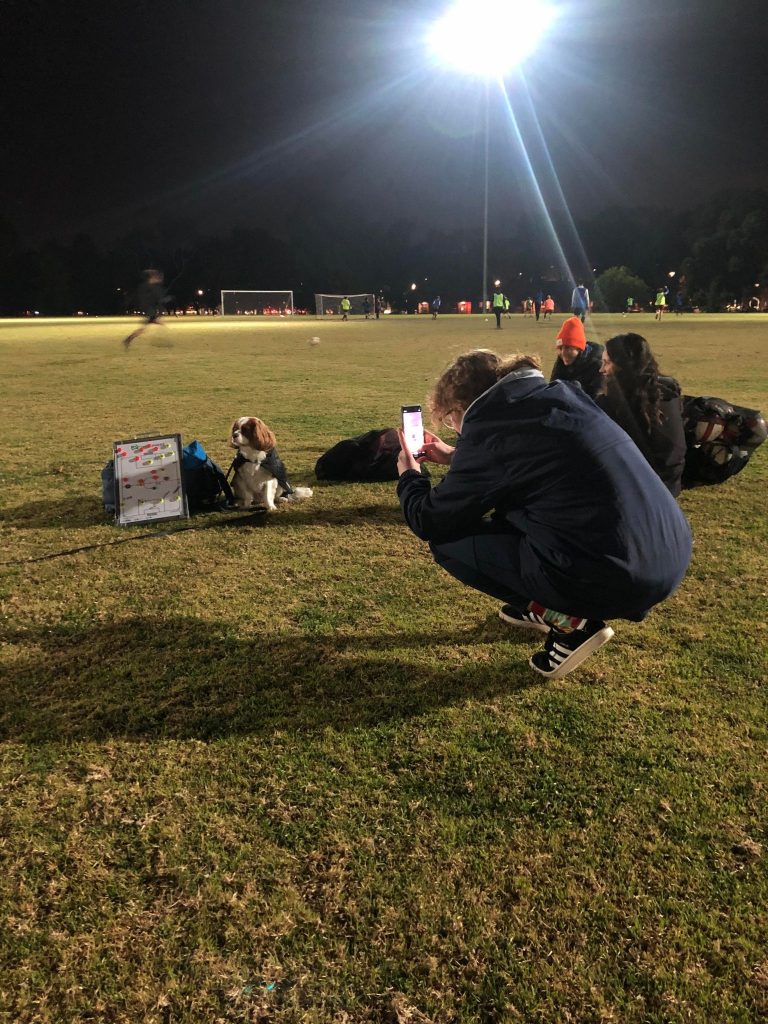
[1,312,767,1023]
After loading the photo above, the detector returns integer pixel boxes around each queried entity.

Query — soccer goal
[220,290,294,316]
[315,293,375,317]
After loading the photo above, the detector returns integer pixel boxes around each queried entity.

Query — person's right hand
[416,429,455,466]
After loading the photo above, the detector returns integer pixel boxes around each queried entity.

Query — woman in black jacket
[595,333,687,496]
[396,350,692,680]
[549,315,604,398]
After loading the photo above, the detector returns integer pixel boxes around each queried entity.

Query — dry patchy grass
[0,313,767,1023]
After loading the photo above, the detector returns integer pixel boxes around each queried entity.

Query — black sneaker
[529,621,614,679]
[498,605,550,634]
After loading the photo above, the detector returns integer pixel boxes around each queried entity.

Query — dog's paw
[284,486,313,501]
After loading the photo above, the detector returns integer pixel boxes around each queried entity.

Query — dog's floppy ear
[252,418,276,451]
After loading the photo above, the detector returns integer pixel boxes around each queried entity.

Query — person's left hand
[397,429,421,476]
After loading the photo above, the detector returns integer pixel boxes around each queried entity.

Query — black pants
[430,522,531,609]
[534,302,542,321]
[429,519,663,623]
[493,307,503,327]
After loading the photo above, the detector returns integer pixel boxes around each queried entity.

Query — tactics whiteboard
[113,434,189,526]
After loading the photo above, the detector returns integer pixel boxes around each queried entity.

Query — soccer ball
[307,336,321,346]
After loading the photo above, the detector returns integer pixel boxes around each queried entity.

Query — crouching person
[396,351,692,679]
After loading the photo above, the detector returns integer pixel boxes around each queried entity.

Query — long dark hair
[604,333,663,429]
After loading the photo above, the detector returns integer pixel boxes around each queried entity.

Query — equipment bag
[101,461,117,512]
[315,427,431,482]
[181,439,236,510]
[681,396,767,488]
[315,428,402,482]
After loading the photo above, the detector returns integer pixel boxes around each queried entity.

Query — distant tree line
[1,189,767,316]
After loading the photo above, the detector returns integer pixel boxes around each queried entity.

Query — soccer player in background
[492,288,505,329]
[122,269,170,348]
[341,296,351,321]
[571,282,590,322]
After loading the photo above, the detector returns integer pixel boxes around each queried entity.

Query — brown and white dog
[229,416,313,511]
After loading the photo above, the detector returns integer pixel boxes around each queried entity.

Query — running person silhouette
[123,269,171,348]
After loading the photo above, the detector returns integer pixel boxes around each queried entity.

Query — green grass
[1,313,767,1023]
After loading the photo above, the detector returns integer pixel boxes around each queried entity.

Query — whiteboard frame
[113,433,189,527]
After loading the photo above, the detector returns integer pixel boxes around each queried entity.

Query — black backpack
[681,396,767,487]
[315,428,405,482]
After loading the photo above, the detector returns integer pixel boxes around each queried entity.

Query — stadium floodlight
[428,0,557,79]
[429,0,557,317]
[221,290,294,316]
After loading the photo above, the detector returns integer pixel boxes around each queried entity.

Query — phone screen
[401,405,424,455]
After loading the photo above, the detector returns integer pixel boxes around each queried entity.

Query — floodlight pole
[482,81,489,317]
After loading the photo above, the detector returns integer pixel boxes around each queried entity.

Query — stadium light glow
[429,0,557,317]
[428,0,557,78]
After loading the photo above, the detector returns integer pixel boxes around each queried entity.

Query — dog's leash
[225,452,245,483]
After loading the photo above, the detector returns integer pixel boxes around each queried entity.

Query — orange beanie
[556,316,587,350]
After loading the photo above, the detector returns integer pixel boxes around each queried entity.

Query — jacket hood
[459,368,545,432]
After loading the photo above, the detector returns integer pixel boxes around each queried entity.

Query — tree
[593,266,650,312]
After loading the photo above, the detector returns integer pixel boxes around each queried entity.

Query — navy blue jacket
[397,370,692,621]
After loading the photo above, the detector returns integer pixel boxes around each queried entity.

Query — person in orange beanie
[549,315,604,398]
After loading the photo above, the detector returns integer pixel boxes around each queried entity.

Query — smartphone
[401,405,424,456]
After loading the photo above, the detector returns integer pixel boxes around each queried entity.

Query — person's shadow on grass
[0,614,544,743]
[0,494,405,533]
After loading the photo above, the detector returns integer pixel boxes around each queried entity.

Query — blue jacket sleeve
[396,438,505,543]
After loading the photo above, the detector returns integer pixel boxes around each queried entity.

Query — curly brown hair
[428,350,542,427]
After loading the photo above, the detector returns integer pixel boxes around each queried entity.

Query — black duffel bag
[681,396,767,487]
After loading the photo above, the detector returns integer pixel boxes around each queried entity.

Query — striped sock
[528,601,588,634]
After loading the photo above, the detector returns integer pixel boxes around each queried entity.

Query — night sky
[3,0,767,247]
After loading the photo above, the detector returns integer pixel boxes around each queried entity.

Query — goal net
[220,290,294,316]
[315,293,375,317]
